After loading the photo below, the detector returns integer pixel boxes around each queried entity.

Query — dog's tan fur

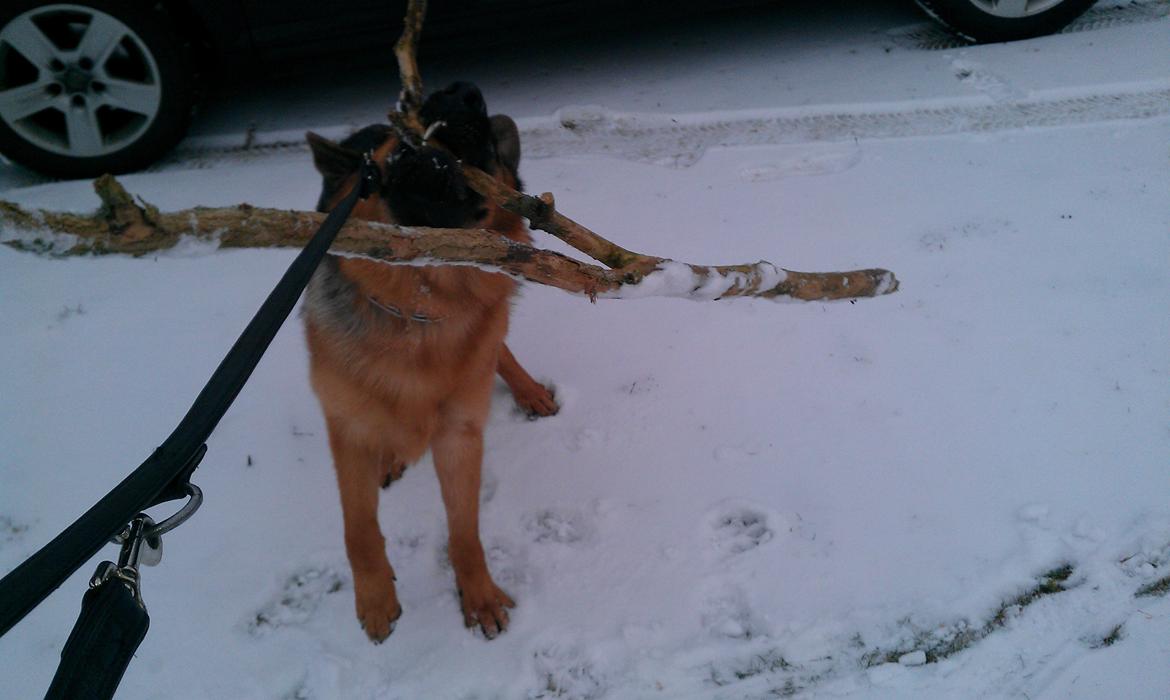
[303,123,550,642]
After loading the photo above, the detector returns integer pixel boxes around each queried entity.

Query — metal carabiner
[92,514,157,609]
[108,482,203,569]
[115,516,156,572]
[144,482,203,541]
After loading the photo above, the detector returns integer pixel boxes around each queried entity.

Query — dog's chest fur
[302,197,530,425]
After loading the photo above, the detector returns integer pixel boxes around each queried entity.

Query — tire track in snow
[517,86,1170,167]
[155,84,1170,173]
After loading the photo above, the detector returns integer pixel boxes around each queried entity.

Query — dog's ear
[489,115,521,177]
[307,131,362,181]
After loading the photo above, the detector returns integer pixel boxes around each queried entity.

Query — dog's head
[307,81,521,229]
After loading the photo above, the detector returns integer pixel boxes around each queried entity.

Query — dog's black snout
[419,81,496,172]
[443,81,485,114]
[384,145,484,228]
[461,88,484,113]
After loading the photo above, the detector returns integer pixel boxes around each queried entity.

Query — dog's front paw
[353,570,402,644]
[458,576,516,640]
[385,145,482,228]
[513,381,559,419]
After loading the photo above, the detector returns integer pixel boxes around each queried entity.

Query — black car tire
[0,0,194,178]
[915,0,1098,43]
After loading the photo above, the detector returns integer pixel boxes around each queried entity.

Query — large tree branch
[0,177,896,302]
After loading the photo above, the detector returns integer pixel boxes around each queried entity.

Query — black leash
[0,156,379,697]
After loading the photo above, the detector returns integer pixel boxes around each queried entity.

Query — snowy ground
[2,2,1169,698]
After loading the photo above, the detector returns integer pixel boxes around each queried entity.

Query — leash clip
[144,482,203,541]
[92,515,159,609]
[107,481,203,573]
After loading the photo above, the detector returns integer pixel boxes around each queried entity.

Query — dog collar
[366,295,443,324]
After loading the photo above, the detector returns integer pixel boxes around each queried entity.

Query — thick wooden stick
[449,174,899,299]
[393,0,427,127]
[460,172,644,270]
[0,178,895,302]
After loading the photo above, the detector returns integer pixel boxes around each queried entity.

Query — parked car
[0,0,1098,179]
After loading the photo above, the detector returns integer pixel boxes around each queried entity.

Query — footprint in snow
[565,427,605,453]
[1,515,30,545]
[524,508,594,547]
[918,218,1015,253]
[393,531,427,560]
[1017,502,1051,526]
[700,584,766,640]
[529,641,608,700]
[737,145,861,182]
[1118,530,1170,593]
[949,59,1025,103]
[247,566,347,636]
[441,537,532,591]
[709,505,774,558]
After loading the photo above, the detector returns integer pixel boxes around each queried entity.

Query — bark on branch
[0,178,896,302]
[393,0,427,126]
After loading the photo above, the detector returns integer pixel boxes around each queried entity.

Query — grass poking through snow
[1134,575,1170,598]
[1089,624,1125,649]
[861,563,1076,666]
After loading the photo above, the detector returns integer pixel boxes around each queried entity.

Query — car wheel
[0,0,193,178]
[915,0,1098,43]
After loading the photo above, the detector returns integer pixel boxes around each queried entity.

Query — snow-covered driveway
[2,2,1168,698]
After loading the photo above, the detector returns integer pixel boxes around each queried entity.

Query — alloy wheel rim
[0,4,162,158]
[968,0,1065,19]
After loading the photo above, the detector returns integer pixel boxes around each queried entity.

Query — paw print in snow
[248,566,347,635]
[565,427,604,453]
[530,642,608,700]
[394,532,427,560]
[710,506,773,558]
[701,585,765,640]
[524,509,593,547]
[486,538,533,590]
[1,515,30,545]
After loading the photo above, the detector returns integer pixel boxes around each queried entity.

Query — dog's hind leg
[432,401,515,639]
[327,420,402,643]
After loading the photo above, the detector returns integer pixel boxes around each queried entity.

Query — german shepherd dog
[303,82,556,642]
